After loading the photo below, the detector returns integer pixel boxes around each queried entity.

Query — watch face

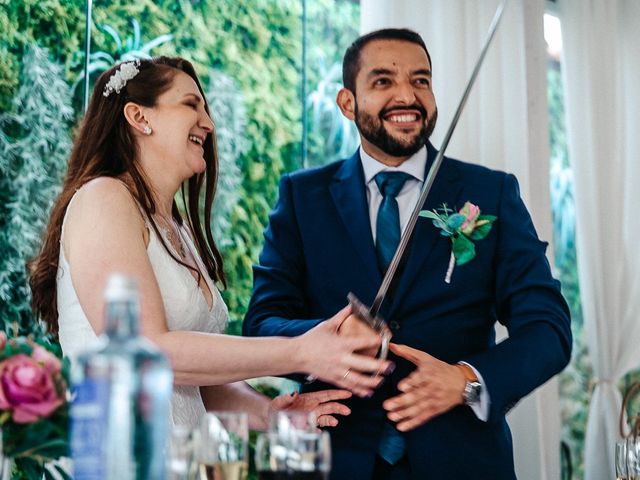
[464,381,482,405]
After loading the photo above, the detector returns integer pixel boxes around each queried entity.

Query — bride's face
[143,71,214,182]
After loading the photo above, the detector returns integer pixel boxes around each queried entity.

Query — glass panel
[546,12,590,480]
[303,0,360,168]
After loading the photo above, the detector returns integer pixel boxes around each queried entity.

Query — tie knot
[374,171,413,198]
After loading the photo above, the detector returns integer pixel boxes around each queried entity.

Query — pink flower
[459,202,481,235]
[0,331,6,351]
[31,345,62,374]
[0,354,64,424]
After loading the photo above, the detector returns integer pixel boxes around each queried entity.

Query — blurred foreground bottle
[70,273,173,479]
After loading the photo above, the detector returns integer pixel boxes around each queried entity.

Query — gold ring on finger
[342,369,351,380]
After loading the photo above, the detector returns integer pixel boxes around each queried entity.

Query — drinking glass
[258,411,329,480]
[255,431,331,480]
[617,440,629,480]
[268,410,317,438]
[627,437,640,480]
[168,424,195,480]
[194,412,248,480]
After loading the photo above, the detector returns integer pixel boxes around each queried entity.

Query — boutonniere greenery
[419,202,497,283]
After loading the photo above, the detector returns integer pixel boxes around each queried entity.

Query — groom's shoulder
[446,156,511,187]
[286,158,347,185]
[447,156,506,177]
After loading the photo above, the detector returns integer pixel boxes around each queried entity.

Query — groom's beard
[354,102,438,158]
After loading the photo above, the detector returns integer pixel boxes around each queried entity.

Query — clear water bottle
[70,273,173,479]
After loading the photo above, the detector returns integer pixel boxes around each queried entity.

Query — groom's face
[343,39,438,164]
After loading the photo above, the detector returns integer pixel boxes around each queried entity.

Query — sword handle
[347,292,391,361]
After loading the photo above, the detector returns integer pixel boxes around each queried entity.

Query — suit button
[390,320,400,331]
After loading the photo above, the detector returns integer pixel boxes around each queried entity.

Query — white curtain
[360,1,559,478]
[559,1,640,479]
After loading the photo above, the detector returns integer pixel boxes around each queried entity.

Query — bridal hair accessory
[103,60,141,97]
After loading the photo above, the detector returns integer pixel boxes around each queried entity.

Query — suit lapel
[329,151,382,293]
[387,144,463,316]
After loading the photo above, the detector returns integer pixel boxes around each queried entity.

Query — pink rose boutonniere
[419,202,497,283]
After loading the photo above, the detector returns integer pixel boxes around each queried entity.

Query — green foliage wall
[0,0,85,112]
[0,45,73,333]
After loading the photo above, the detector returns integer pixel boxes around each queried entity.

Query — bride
[29,57,391,430]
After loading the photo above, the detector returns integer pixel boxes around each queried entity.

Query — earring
[143,125,152,135]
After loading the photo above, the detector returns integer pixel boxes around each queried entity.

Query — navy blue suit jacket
[243,144,572,479]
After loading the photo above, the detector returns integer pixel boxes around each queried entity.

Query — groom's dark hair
[342,28,432,93]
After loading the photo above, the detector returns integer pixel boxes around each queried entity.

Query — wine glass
[268,410,317,438]
[257,410,330,479]
[167,424,195,480]
[617,440,629,480]
[194,412,248,480]
[255,431,331,480]
[627,436,640,480]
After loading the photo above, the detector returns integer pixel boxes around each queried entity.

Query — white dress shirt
[359,146,490,421]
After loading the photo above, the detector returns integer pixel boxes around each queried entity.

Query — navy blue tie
[374,171,413,465]
[374,172,413,273]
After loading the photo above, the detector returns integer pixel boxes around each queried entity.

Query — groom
[243,28,571,479]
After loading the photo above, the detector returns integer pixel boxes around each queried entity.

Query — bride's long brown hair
[29,56,226,334]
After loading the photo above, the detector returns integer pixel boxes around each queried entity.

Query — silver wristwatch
[462,379,482,405]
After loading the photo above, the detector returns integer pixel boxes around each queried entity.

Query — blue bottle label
[70,378,110,480]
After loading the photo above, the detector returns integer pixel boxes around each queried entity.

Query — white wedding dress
[57,185,228,429]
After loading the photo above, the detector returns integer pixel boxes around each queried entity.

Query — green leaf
[131,19,141,51]
[99,24,123,52]
[419,210,440,221]
[52,464,73,480]
[470,222,492,240]
[139,34,174,55]
[0,410,11,424]
[447,213,465,229]
[437,203,453,215]
[88,52,115,63]
[470,215,497,240]
[29,439,69,459]
[435,220,453,235]
[452,235,476,265]
[14,457,44,480]
[420,210,454,235]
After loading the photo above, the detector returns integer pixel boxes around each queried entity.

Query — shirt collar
[360,145,427,184]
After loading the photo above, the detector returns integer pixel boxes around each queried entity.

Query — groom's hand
[337,314,380,357]
[383,343,466,431]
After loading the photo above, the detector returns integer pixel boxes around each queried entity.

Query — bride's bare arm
[64,178,390,397]
[200,383,270,430]
[200,383,353,431]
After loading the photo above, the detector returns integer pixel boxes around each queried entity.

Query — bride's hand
[295,305,394,398]
[269,390,352,428]
[337,313,383,358]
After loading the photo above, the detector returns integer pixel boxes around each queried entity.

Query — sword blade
[369,0,509,318]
